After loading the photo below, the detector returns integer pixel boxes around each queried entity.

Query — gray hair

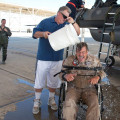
[58,6,71,14]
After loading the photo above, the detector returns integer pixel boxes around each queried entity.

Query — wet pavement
[4,89,59,120]
[0,32,120,120]
[102,85,120,120]
[3,81,120,120]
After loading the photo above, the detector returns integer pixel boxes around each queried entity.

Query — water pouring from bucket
[48,24,80,51]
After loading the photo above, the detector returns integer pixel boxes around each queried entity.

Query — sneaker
[32,99,41,114]
[48,97,58,110]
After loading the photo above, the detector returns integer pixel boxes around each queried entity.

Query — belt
[68,2,76,8]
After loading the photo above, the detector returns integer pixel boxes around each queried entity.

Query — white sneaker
[48,97,58,110]
[32,99,41,114]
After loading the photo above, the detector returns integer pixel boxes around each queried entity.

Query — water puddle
[17,78,34,87]
[16,78,34,93]
[4,89,59,120]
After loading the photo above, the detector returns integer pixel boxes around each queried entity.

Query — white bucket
[48,24,80,51]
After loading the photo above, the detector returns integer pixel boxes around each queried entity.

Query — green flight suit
[0,26,12,62]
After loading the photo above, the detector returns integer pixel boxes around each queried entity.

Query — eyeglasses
[60,12,68,19]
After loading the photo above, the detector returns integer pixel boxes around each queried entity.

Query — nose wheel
[105,56,115,67]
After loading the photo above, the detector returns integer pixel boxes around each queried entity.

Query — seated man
[60,42,106,120]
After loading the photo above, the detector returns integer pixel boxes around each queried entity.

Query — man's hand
[65,73,77,82]
[67,17,80,36]
[67,17,75,24]
[43,31,51,39]
[88,76,100,85]
[0,28,2,31]
[34,31,51,39]
[4,28,8,32]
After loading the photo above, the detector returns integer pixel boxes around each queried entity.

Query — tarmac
[0,32,120,120]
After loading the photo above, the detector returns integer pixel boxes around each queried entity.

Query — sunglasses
[60,12,68,19]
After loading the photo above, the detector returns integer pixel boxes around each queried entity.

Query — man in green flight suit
[0,19,12,64]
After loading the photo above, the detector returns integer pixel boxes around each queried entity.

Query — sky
[0,0,120,12]
[0,0,97,12]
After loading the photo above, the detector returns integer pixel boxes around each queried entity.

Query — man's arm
[89,58,106,85]
[67,17,80,36]
[64,73,77,82]
[72,22,80,36]
[59,56,77,82]
[4,27,12,36]
[32,20,50,39]
[89,76,101,85]
[33,31,51,39]
[32,22,51,39]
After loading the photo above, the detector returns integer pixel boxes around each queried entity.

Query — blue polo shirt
[33,16,67,61]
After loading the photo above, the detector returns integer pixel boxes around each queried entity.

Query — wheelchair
[57,65,104,120]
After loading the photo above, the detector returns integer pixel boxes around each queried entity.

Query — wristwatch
[72,21,76,25]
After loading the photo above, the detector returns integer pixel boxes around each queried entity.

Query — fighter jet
[75,0,120,66]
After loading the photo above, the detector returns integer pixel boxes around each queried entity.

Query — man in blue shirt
[66,0,85,19]
[32,6,80,114]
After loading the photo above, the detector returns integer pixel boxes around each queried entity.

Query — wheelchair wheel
[105,56,115,67]
[58,82,66,120]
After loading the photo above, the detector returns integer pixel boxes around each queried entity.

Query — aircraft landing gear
[105,56,115,67]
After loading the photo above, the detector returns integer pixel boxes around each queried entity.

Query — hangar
[0,2,55,32]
